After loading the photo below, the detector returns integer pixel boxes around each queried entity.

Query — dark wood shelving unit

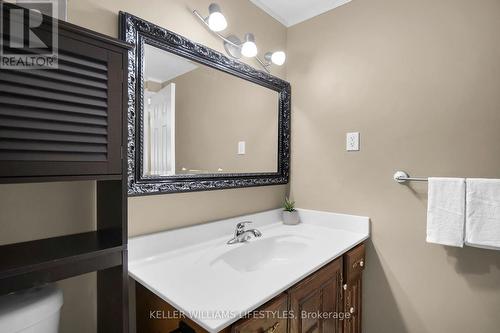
[0,3,131,332]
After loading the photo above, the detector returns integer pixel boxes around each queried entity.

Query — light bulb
[207,3,227,32]
[271,51,286,66]
[208,12,227,31]
[265,51,287,66]
[241,33,258,58]
[241,42,257,57]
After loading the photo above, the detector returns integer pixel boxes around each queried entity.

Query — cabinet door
[232,294,288,333]
[288,258,343,333]
[0,34,124,179]
[343,244,365,333]
[343,277,362,333]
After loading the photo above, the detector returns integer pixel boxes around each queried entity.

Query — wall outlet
[346,132,360,151]
[238,141,246,155]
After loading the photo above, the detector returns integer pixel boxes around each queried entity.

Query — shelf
[0,230,125,295]
[0,174,123,185]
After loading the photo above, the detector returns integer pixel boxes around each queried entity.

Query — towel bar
[393,171,428,184]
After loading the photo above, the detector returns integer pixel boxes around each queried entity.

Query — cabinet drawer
[343,244,365,283]
[231,294,287,333]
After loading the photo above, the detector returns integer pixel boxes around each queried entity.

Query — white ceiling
[249,0,352,27]
[144,44,198,83]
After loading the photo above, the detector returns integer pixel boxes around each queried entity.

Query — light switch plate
[346,132,360,151]
[238,141,246,155]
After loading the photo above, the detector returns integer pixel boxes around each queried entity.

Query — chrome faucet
[227,221,262,245]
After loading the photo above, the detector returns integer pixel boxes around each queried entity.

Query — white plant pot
[282,210,300,225]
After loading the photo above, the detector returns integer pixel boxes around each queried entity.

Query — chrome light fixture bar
[193,3,286,73]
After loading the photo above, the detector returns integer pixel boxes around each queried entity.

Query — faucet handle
[236,221,252,230]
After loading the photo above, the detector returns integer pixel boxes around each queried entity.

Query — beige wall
[287,0,500,332]
[0,181,95,245]
[175,65,278,174]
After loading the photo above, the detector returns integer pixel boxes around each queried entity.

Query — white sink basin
[210,235,310,272]
[129,208,369,333]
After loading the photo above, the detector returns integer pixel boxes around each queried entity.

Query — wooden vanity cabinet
[136,243,365,333]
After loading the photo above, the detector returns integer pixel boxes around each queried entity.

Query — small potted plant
[282,197,300,225]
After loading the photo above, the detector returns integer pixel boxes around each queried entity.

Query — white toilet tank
[0,284,63,333]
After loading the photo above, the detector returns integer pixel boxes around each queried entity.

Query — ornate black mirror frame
[119,12,291,196]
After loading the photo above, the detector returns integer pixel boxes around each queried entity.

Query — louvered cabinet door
[0,34,124,179]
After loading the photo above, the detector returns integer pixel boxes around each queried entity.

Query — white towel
[465,179,500,250]
[427,177,466,247]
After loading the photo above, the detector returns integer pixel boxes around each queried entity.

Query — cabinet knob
[343,284,348,290]
[359,260,364,267]
[349,307,355,314]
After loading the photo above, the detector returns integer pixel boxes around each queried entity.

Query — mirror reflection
[142,44,279,177]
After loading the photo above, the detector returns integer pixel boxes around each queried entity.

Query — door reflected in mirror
[142,44,279,177]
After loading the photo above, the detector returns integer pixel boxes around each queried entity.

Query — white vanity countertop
[129,209,370,332]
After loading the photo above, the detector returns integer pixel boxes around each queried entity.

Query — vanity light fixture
[193,3,286,73]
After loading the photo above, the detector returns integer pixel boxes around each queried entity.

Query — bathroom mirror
[120,12,291,195]
[141,44,280,177]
